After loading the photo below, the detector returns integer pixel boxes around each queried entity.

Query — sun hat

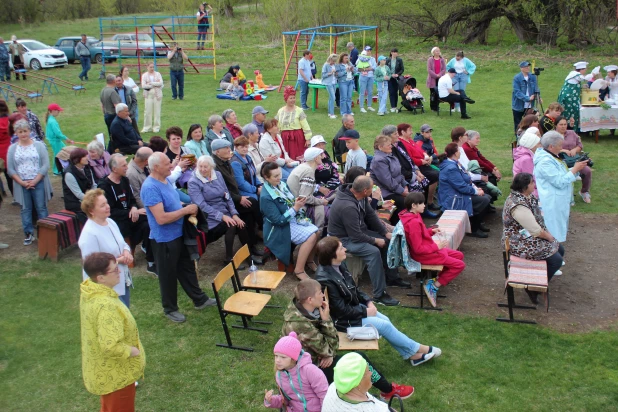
[273,331,302,361]
[310,135,326,147]
[333,352,368,394]
[304,147,324,162]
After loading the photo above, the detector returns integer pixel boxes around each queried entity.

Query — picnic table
[579,105,618,143]
[432,210,471,250]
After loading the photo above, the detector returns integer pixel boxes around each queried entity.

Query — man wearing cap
[512,61,541,134]
[211,138,263,263]
[558,62,588,132]
[438,68,472,119]
[298,50,312,110]
[141,152,216,323]
[340,130,366,174]
[251,105,268,135]
[101,74,121,135]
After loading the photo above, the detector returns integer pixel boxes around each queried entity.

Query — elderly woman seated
[230,136,262,201]
[188,155,259,264]
[462,130,502,186]
[315,236,441,366]
[310,135,341,191]
[287,147,331,233]
[87,140,111,180]
[63,148,97,223]
[222,109,242,139]
[438,143,491,238]
[243,123,277,181]
[259,162,318,280]
[554,116,593,204]
[259,119,297,181]
[503,173,565,304]
[205,114,234,155]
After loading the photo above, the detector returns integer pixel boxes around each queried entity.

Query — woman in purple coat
[426,47,446,112]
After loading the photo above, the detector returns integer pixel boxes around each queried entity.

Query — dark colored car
[54,36,120,64]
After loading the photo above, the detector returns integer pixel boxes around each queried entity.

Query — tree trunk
[463,15,495,44]
[506,12,540,43]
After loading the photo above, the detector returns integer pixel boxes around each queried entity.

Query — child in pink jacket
[513,129,541,198]
[264,331,329,412]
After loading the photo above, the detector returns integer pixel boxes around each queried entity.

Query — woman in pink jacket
[426,47,446,112]
[512,128,541,198]
[264,331,329,412]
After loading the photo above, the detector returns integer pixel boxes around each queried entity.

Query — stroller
[398,76,425,114]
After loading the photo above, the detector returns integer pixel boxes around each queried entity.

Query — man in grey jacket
[75,35,91,81]
[327,176,408,306]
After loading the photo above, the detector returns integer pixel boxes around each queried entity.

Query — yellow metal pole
[212,15,216,79]
[283,35,288,80]
[330,26,333,54]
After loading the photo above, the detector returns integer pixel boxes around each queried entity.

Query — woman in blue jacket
[230,136,262,200]
[446,51,476,113]
[260,162,318,280]
[438,143,490,238]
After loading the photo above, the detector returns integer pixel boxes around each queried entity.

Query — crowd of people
[0,29,602,408]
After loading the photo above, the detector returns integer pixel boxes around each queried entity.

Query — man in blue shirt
[298,50,313,110]
[512,61,541,134]
[141,152,215,323]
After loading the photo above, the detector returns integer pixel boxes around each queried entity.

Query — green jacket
[374,65,392,83]
[282,299,339,363]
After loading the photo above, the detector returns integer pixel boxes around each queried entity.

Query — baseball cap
[377,55,386,63]
[340,130,360,140]
[420,124,433,133]
[447,68,456,74]
[310,135,326,147]
[48,103,64,112]
[519,61,530,68]
[364,46,372,51]
[252,106,268,115]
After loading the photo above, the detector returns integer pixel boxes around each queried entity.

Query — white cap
[304,147,324,162]
[604,65,618,72]
[574,61,588,70]
[310,135,326,147]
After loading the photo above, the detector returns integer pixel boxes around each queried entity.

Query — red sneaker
[380,382,414,401]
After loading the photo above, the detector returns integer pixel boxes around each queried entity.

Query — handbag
[346,324,379,341]
[559,151,593,168]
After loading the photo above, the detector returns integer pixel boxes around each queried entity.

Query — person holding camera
[196,3,213,50]
[167,43,188,101]
[554,116,593,204]
[512,61,541,134]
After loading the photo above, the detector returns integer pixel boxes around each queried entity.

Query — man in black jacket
[115,75,140,137]
[327,176,408,306]
[332,114,355,164]
[97,153,155,274]
[211,139,263,263]
[109,104,143,155]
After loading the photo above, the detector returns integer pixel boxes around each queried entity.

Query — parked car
[12,39,68,70]
[54,36,120,64]
[105,34,167,57]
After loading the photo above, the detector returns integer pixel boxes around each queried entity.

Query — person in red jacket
[399,192,465,307]
[462,130,502,186]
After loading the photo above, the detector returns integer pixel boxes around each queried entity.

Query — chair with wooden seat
[437,99,454,116]
[496,238,548,324]
[323,289,378,351]
[211,263,272,351]
[232,244,286,308]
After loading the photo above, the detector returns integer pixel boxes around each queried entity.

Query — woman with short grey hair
[87,140,111,180]
[206,114,233,155]
[243,123,276,181]
[222,109,242,138]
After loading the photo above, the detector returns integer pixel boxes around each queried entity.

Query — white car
[14,39,68,70]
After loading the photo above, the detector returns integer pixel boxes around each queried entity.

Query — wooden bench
[37,210,82,261]
[324,289,379,350]
[437,99,454,116]
[497,240,548,324]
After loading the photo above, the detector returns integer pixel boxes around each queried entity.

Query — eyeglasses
[105,265,120,275]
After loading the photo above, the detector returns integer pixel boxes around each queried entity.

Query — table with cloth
[431,209,471,250]
[579,105,618,143]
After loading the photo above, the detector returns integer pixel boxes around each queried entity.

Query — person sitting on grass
[282,278,415,402]
[399,192,466,307]
[264,331,329,412]
[315,236,441,366]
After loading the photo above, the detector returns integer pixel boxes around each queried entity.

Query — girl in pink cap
[264,331,328,411]
[45,103,74,175]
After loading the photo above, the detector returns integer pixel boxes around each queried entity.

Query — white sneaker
[562,260,566,266]
[390,108,397,113]
[360,108,367,113]
[328,114,337,119]
[367,107,375,112]
[576,176,582,181]
[378,112,385,116]
[349,112,355,116]
[0,243,8,249]
[553,270,563,276]
[455,107,461,112]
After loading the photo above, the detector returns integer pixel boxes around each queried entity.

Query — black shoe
[374,292,400,306]
[250,249,264,257]
[251,255,264,265]
[487,205,496,213]
[165,311,186,323]
[479,223,491,233]
[525,289,539,305]
[464,97,475,104]
[195,298,217,310]
[468,230,488,238]
[428,203,441,211]
[146,264,158,276]
[461,114,472,119]
[386,278,412,288]
[422,210,439,219]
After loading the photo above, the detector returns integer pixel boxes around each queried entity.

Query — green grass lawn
[1,11,618,411]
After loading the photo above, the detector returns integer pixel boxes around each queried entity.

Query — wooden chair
[232,245,286,308]
[496,239,548,324]
[211,263,272,351]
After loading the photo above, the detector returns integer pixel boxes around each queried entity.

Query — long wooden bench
[37,210,82,261]
[324,289,379,351]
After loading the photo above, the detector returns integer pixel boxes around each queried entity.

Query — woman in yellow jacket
[80,252,145,411]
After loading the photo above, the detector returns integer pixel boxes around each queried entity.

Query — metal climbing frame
[98,15,217,79]
[278,24,379,92]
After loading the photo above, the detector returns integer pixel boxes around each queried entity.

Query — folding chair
[496,239,548,324]
[211,263,271,351]
[231,244,285,308]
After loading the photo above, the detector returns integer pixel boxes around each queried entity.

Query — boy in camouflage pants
[281,279,414,401]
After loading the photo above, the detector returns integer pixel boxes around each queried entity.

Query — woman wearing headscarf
[426,47,446,112]
[557,62,588,132]
[275,86,312,161]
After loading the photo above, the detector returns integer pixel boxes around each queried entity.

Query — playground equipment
[26,71,86,95]
[98,16,217,79]
[279,24,379,92]
[0,81,43,102]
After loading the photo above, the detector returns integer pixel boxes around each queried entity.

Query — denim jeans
[298,80,309,109]
[79,56,91,79]
[377,81,388,114]
[281,166,294,182]
[197,24,208,46]
[21,180,49,235]
[358,75,373,109]
[547,244,565,281]
[452,73,468,110]
[339,79,354,115]
[362,311,420,359]
[170,70,184,99]
[119,285,130,308]
[326,84,336,115]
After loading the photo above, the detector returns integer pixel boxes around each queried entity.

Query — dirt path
[1,176,616,333]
